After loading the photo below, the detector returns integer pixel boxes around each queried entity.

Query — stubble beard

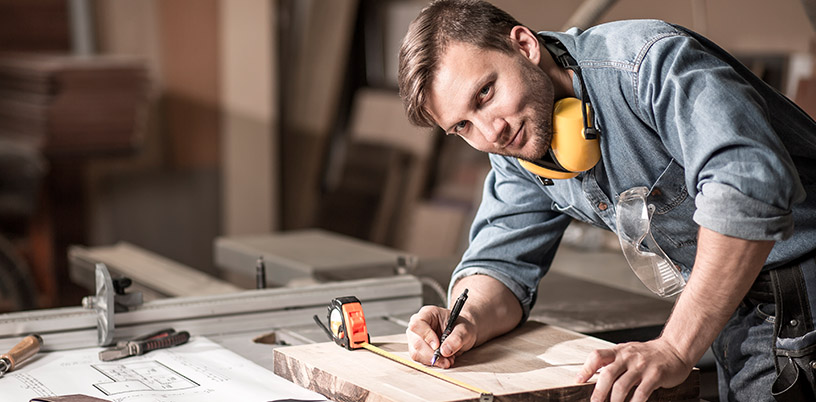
[512,56,554,163]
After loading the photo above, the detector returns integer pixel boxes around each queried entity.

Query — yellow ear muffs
[518,97,600,181]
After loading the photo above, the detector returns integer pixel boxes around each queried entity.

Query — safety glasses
[615,187,686,297]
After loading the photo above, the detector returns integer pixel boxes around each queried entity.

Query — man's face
[427,41,555,161]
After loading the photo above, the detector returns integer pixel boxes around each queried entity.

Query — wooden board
[273,321,699,401]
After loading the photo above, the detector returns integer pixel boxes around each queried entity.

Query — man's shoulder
[581,19,681,38]
[541,19,687,68]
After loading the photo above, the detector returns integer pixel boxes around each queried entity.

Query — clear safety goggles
[615,187,686,298]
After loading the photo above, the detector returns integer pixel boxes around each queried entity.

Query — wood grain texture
[273,321,699,401]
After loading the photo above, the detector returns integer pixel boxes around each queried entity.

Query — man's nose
[474,114,507,145]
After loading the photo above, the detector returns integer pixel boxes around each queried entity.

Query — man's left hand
[576,337,694,402]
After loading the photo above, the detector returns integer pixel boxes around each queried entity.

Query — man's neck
[539,45,575,100]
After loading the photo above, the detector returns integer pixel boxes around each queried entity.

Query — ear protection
[518,97,600,182]
[519,38,601,186]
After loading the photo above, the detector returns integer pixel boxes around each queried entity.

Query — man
[397,1,816,401]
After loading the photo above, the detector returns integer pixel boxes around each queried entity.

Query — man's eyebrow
[440,72,497,134]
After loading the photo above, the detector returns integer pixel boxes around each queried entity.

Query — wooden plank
[273,321,699,401]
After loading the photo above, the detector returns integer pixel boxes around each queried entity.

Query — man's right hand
[405,274,524,368]
[406,304,476,368]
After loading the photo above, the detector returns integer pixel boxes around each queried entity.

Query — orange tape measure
[316,296,370,350]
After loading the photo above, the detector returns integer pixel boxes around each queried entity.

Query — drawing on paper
[91,360,199,395]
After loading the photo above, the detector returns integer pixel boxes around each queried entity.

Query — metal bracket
[81,263,143,346]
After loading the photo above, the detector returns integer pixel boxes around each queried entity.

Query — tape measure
[313,296,493,401]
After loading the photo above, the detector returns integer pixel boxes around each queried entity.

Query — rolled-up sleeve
[637,33,805,241]
[695,182,795,240]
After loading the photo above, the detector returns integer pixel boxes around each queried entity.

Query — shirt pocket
[646,159,698,271]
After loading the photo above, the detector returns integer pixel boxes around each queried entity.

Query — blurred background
[0,0,813,314]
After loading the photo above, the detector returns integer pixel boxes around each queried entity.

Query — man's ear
[510,25,540,65]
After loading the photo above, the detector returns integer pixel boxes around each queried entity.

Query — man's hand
[576,338,694,402]
[406,305,476,368]
[406,274,523,368]
[576,227,774,401]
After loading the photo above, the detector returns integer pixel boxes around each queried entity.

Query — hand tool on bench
[313,296,493,402]
[0,334,43,377]
[98,328,190,361]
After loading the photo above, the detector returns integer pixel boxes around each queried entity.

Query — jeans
[712,296,777,401]
[712,257,816,401]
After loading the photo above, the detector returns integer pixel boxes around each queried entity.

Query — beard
[509,55,554,163]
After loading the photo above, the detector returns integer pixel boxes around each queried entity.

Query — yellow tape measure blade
[359,341,492,398]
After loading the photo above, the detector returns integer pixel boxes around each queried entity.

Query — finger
[609,370,640,402]
[439,327,466,358]
[435,320,477,368]
[406,329,437,363]
[435,354,456,369]
[577,348,616,383]
[406,310,443,363]
[629,375,659,402]
[406,313,436,344]
[407,307,444,337]
[590,362,624,402]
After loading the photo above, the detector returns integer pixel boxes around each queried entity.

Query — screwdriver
[0,334,43,378]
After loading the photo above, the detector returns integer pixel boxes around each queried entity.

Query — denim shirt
[452,20,816,319]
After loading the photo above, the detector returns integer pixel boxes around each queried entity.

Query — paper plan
[0,336,328,402]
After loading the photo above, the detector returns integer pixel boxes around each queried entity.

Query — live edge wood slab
[273,321,699,401]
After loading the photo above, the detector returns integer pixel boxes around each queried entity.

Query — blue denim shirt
[452,20,816,319]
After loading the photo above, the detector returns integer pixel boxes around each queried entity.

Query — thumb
[439,326,470,357]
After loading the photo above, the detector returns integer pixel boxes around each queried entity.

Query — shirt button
[598,202,608,211]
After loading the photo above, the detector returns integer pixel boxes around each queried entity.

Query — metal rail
[0,276,422,352]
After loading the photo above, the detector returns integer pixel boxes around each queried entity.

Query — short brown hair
[398,0,526,127]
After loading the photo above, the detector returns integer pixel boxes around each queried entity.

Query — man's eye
[453,121,467,133]
[478,84,491,100]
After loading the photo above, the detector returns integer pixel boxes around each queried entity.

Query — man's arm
[406,274,523,368]
[577,226,774,402]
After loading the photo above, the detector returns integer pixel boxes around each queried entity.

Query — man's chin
[490,136,549,161]
[513,147,549,163]
[492,150,532,160]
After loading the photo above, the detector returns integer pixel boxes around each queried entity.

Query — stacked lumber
[0,53,149,155]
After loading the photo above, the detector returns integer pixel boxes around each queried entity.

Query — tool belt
[748,255,816,402]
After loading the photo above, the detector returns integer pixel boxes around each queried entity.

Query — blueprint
[0,336,328,402]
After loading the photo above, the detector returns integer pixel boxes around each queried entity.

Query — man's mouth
[502,122,523,149]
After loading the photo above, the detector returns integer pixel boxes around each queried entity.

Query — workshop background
[0,1,813,399]
[0,0,813,324]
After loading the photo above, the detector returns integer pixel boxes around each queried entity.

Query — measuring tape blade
[359,341,493,398]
